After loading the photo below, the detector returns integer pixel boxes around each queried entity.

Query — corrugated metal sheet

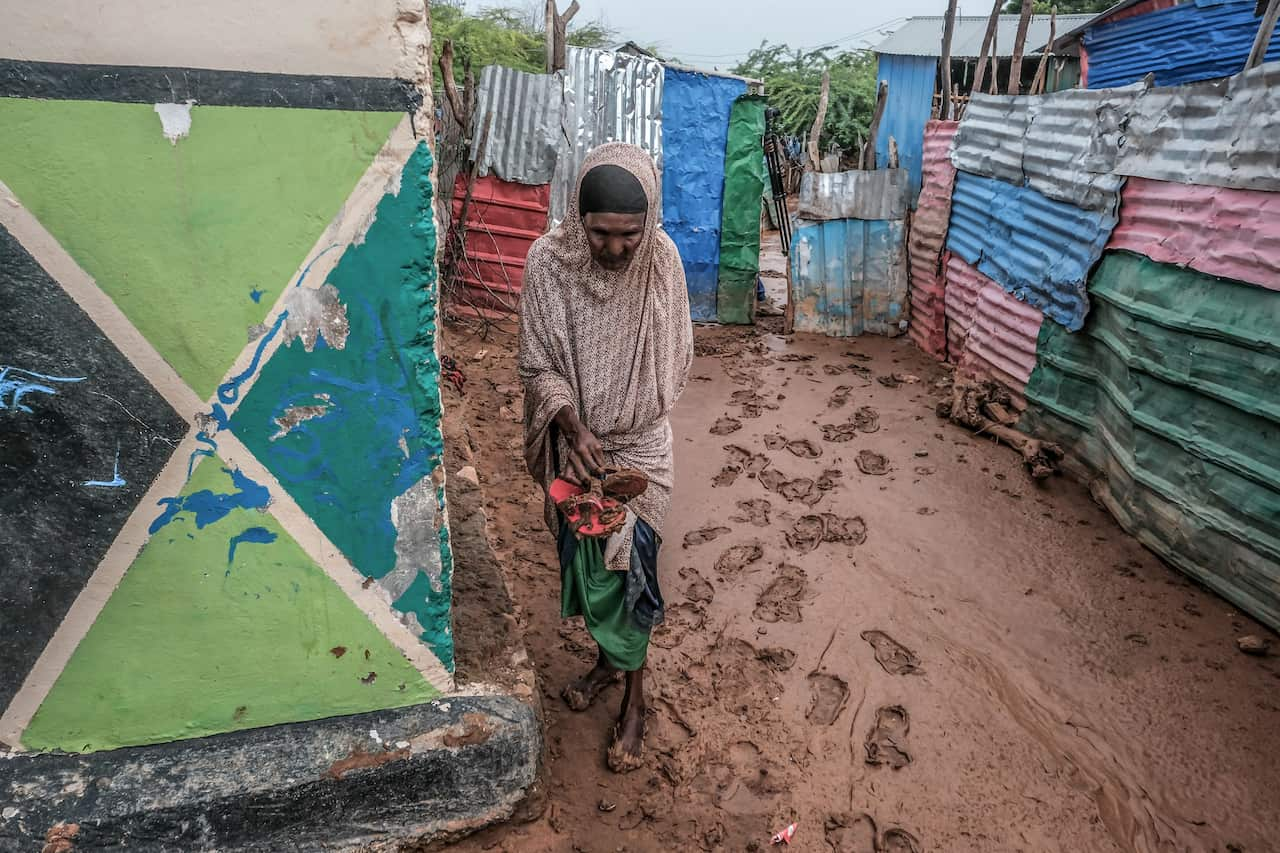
[907,120,959,361]
[946,171,1116,331]
[875,54,937,202]
[948,256,1044,409]
[1022,250,1280,630]
[552,47,664,225]
[1084,0,1280,89]
[661,68,745,322]
[1109,177,1280,291]
[1049,0,1180,50]
[471,64,561,185]
[950,86,1133,213]
[1113,62,1280,193]
[943,250,982,360]
[797,169,911,221]
[448,174,549,315]
[790,218,908,338]
[875,15,1095,58]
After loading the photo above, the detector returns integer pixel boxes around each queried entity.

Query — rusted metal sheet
[951,257,1044,409]
[946,171,1116,331]
[950,86,1133,213]
[448,174,549,316]
[908,120,959,361]
[552,47,664,224]
[1109,177,1280,291]
[942,251,982,362]
[471,64,561,186]
[790,218,908,338]
[798,169,911,222]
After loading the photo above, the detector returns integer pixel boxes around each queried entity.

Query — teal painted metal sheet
[874,54,937,202]
[790,218,908,337]
[1021,250,1280,630]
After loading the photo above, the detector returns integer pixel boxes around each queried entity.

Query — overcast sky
[460,0,962,69]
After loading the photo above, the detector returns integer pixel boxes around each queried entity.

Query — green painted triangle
[23,455,438,753]
[0,98,401,400]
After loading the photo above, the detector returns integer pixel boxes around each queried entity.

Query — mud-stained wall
[0,0,453,754]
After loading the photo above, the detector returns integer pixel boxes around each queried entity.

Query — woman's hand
[554,405,607,485]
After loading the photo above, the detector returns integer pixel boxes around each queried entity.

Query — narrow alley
[443,304,1280,852]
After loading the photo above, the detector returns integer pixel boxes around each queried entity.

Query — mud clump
[710,416,742,436]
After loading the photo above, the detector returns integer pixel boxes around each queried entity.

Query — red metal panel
[1106,0,1179,24]
[908,120,959,361]
[448,174,550,315]
[943,251,982,362]
[1109,177,1280,292]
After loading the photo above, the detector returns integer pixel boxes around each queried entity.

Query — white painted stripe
[216,431,455,692]
[0,180,204,419]
[0,429,201,748]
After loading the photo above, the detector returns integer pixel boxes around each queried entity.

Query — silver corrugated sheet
[873,14,1094,58]
[797,169,911,222]
[471,64,561,185]
[552,47,664,224]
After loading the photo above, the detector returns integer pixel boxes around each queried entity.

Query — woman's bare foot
[561,651,619,712]
[607,666,647,772]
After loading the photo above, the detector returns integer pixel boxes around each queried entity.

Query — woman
[519,143,693,772]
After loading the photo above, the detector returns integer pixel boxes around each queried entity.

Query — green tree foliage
[733,42,878,153]
[1002,0,1113,13]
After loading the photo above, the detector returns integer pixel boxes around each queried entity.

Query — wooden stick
[939,0,960,123]
[545,0,556,73]
[437,40,469,128]
[808,69,831,171]
[989,25,1000,95]
[1031,8,1057,95]
[862,80,888,169]
[1247,0,1280,69]
[1009,0,1034,95]
[888,136,900,169]
[971,0,1003,97]
[552,1,580,73]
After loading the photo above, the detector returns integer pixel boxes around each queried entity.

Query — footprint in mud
[764,433,787,451]
[713,741,788,817]
[864,705,912,769]
[714,542,764,576]
[729,499,771,527]
[825,812,878,853]
[856,449,890,476]
[712,466,741,488]
[860,630,922,675]
[775,353,814,363]
[821,423,859,443]
[725,444,770,474]
[828,385,853,408]
[786,514,868,553]
[778,477,822,507]
[823,363,848,376]
[786,438,822,459]
[914,465,936,476]
[710,416,742,436]
[877,374,902,388]
[881,828,923,853]
[679,567,715,604]
[816,469,843,491]
[786,515,826,553]
[710,638,785,725]
[853,406,880,433]
[683,526,731,548]
[753,563,808,623]
[755,646,796,672]
[651,602,707,649]
[805,672,850,725]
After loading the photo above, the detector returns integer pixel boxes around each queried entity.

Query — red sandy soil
[441,317,1280,853]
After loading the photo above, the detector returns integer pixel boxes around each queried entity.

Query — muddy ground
[442,309,1280,853]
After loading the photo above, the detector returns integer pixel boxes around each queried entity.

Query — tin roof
[873,14,1095,58]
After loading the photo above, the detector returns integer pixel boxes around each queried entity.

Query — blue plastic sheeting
[945,172,1117,331]
[874,54,937,203]
[661,68,747,321]
[1085,0,1280,89]
[790,218,908,337]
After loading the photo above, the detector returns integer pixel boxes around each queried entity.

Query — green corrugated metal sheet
[1021,251,1280,630]
[716,95,767,325]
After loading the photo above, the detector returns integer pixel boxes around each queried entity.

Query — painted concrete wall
[0,1,452,754]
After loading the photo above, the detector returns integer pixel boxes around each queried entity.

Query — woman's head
[579,162,648,271]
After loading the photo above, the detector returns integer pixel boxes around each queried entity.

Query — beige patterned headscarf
[519,143,693,571]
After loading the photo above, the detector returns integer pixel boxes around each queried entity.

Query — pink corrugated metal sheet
[946,254,1043,408]
[449,174,550,316]
[1109,177,1280,291]
[907,120,960,361]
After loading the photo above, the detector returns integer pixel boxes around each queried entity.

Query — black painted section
[0,225,188,714]
[0,695,540,850]
[0,59,422,112]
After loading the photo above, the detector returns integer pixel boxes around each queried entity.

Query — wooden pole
[552,1,580,73]
[862,80,888,169]
[989,26,1000,94]
[1009,0,1034,95]
[1246,0,1280,69]
[437,40,469,128]
[971,0,1003,97]
[1031,8,1057,95]
[545,0,556,73]
[939,0,960,122]
[808,69,831,171]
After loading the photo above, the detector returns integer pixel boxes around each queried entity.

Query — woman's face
[583,212,645,271]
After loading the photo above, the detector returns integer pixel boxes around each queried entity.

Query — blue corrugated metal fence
[790,218,908,337]
[874,54,937,203]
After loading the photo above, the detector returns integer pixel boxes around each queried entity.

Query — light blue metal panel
[945,171,1117,332]
[874,54,937,203]
[1085,0,1280,89]
[790,218,908,337]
